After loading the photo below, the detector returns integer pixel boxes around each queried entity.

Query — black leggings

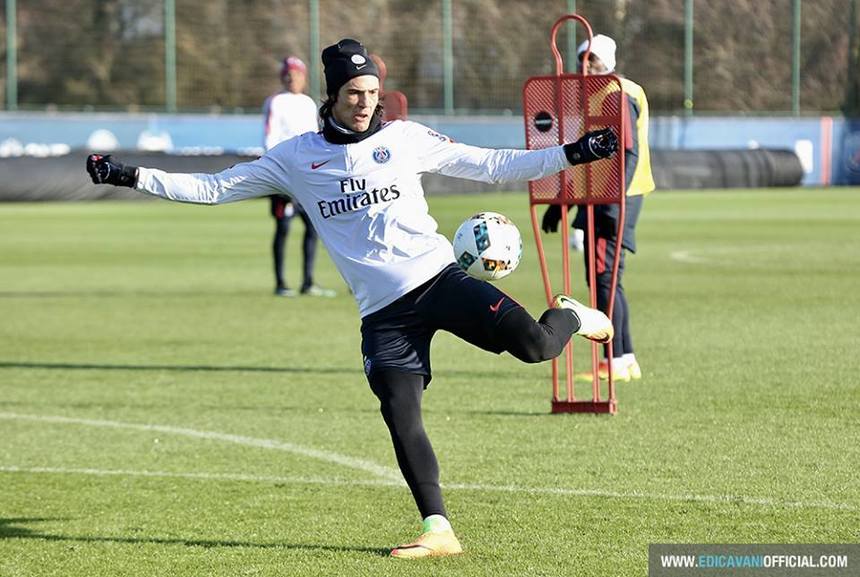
[369,370,444,519]
[499,306,578,363]
[273,210,318,290]
[367,304,577,519]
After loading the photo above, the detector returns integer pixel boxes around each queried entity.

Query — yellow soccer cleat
[552,294,614,344]
[390,529,463,559]
[627,359,642,380]
[575,359,631,383]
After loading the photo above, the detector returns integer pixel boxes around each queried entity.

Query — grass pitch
[1,188,859,576]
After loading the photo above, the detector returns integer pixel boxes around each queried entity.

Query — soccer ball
[452,212,522,281]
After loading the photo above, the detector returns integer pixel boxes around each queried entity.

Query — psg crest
[372,146,391,164]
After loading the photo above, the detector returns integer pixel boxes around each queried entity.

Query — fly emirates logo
[318,177,401,219]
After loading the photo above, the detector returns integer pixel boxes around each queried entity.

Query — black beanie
[322,39,379,96]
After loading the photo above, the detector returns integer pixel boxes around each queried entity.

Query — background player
[542,34,655,382]
[369,53,408,122]
[263,56,335,297]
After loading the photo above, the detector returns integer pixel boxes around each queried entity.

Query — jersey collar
[322,107,384,145]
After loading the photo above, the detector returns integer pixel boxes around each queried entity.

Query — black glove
[86,154,138,187]
[541,204,562,233]
[563,128,618,165]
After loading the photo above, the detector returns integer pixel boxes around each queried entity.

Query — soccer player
[87,38,618,559]
[263,55,334,297]
[369,53,408,122]
[542,34,655,383]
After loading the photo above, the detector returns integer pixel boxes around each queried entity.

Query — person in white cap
[579,33,617,75]
[542,33,656,383]
[263,56,335,298]
[86,38,619,560]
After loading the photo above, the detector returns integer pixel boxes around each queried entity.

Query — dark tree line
[0,0,856,114]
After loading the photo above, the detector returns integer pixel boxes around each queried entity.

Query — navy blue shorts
[360,264,521,385]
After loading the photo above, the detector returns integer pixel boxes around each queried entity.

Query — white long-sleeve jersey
[262,92,319,151]
[136,120,568,317]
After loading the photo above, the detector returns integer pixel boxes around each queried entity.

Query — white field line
[0,411,401,481]
[670,249,711,264]
[670,244,794,265]
[0,465,855,512]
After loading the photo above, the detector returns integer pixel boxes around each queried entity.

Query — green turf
[1,189,859,576]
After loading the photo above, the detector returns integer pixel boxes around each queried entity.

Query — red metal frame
[523,14,627,415]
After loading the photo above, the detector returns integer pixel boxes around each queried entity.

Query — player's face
[332,75,380,132]
[577,53,609,75]
[285,69,306,94]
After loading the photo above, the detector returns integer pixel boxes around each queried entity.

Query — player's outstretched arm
[415,123,618,184]
[541,129,619,233]
[85,153,285,205]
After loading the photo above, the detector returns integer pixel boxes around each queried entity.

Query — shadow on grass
[0,290,265,299]
[0,361,359,376]
[0,517,62,538]
[0,518,388,556]
[0,360,530,381]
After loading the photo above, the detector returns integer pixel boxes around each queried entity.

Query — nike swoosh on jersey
[311,160,331,170]
[489,297,505,313]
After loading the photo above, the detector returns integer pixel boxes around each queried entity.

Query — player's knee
[498,308,560,363]
[378,392,413,418]
[512,343,553,364]
[508,323,558,363]
[369,370,424,420]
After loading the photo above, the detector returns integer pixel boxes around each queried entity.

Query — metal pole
[442,0,454,114]
[309,0,320,104]
[684,0,694,115]
[849,0,859,115]
[164,0,176,112]
[566,0,577,73]
[6,0,17,111]
[792,0,801,115]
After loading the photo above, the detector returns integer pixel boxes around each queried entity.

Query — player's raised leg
[417,265,613,362]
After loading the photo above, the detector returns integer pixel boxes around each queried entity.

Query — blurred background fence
[1,0,858,116]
